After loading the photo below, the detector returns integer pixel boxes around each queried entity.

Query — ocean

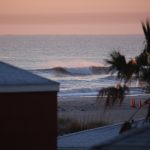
[0,35,145,97]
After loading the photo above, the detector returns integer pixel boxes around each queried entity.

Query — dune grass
[58,117,109,136]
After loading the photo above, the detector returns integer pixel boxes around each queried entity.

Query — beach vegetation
[58,117,109,136]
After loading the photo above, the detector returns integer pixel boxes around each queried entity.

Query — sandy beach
[58,95,150,124]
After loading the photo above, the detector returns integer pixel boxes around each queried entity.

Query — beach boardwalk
[0,61,59,150]
[58,123,122,150]
[58,119,147,150]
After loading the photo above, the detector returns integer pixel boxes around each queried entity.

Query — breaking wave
[33,66,110,76]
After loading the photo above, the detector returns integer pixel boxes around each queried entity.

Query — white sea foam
[33,66,110,76]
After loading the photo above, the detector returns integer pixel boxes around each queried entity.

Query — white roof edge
[0,84,59,93]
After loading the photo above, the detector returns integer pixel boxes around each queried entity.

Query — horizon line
[0,33,143,36]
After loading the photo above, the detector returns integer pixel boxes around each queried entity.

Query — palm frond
[136,51,148,66]
[140,67,150,92]
[105,51,139,82]
[105,51,128,79]
[146,21,150,41]
[142,22,148,40]
[142,21,150,53]
[106,51,127,70]
[97,84,129,110]
[127,58,141,79]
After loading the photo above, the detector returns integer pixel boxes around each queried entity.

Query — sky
[0,0,150,35]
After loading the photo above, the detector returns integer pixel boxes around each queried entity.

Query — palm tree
[97,21,150,133]
[98,21,150,109]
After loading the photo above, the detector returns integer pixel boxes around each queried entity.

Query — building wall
[0,91,57,150]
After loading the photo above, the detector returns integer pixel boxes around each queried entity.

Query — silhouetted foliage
[142,21,150,53]
[106,51,139,83]
[97,84,129,110]
[98,21,150,109]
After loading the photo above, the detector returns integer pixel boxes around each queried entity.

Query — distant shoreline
[0,34,144,36]
[58,93,150,100]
